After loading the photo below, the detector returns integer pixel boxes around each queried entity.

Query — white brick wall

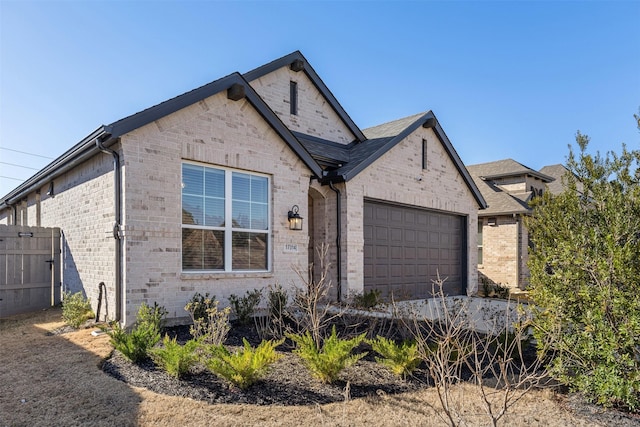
[0,154,119,319]
[341,126,480,296]
[119,90,313,325]
[478,214,529,289]
[249,67,356,144]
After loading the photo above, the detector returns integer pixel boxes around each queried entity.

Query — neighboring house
[0,51,486,325]
[467,159,554,290]
[539,164,582,196]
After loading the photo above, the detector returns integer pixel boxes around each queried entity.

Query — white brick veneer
[119,91,312,325]
[345,126,480,296]
[249,67,356,145]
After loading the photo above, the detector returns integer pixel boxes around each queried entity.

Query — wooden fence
[0,225,61,318]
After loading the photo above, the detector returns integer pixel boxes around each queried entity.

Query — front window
[182,163,270,272]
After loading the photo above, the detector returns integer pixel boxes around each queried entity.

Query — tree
[526,124,640,412]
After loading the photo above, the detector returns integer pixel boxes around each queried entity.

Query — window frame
[181,161,272,273]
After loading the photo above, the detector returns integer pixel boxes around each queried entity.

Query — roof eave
[481,170,555,183]
[479,209,531,217]
[1,126,111,209]
[2,72,325,211]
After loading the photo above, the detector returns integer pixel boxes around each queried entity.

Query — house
[467,159,554,290]
[0,51,486,325]
[539,164,582,196]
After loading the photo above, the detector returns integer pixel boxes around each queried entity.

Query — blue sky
[1,0,639,197]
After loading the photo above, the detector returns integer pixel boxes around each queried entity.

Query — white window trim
[181,160,272,273]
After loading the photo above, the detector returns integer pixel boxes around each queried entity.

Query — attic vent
[227,83,245,101]
[290,59,304,72]
[290,81,298,115]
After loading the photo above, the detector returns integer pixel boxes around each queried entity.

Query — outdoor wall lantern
[287,205,303,230]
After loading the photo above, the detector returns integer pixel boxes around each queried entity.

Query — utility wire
[0,146,54,159]
[0,175,26,182]
[0,161,40,170]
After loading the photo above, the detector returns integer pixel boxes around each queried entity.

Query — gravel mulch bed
[100,321,640,426]
[101,322,424,406]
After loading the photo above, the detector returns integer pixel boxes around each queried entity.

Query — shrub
[150,335,201,379]
[228,289,262,325]
[185,292,215,322]
[368,336,421,379]
[491,331,531,362]
[185,295,230,345]
[204,338,283,390]
[267,284,288,323]
[527,134,640,411]
[351,289,381,309]
[137,301,167,331]
[107,302,166,363]
[108,321,161,363]
[288,326,367,384]
[62,291,93,328]
[256,284,290,340]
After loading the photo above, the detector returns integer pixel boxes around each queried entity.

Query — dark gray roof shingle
[539,164,582,195]
[467,159,554,216]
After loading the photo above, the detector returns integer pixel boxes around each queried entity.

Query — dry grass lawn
[0,308,602,426]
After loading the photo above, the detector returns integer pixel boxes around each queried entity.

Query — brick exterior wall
[0,59,485,324]
[249,67,356,145]
[118,90,313,325]
[0,154,118,319]
[345,127,480,296]
[478,215,529,289]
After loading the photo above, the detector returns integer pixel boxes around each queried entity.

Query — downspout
[328,181,342,302]
[96,139,123,322]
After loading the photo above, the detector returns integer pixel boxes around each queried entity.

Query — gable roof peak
[243,50,366,142]
[362,112,429,139]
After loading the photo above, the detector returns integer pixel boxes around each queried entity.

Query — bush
[137,301,167,331]
[267,284,288,323]
[62,291,93,328]
[288,326,367,384]
[185,295,230,345]
[368,336,421,379]
[185,292,214,322]
[107,302,166,363]
[228,289,262,325]
[351,289,381,309]
[527,133,640,411]
[150,335,201,379]
[204,338,283,390]
[256,284,290,340]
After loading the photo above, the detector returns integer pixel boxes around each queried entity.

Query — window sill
[180,271,274,281]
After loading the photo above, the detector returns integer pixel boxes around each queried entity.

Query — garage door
[363,200,465,300]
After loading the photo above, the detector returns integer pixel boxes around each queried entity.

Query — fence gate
[0,225,61,318]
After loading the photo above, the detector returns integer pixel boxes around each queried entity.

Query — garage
[363,200,466,300]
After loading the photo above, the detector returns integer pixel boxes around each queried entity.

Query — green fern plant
[368,336,421,379]
[108,321,161,363]
[288,326,367,384]
[150,335,201,378]
[204,338,283,390]
[106,302,166,363]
